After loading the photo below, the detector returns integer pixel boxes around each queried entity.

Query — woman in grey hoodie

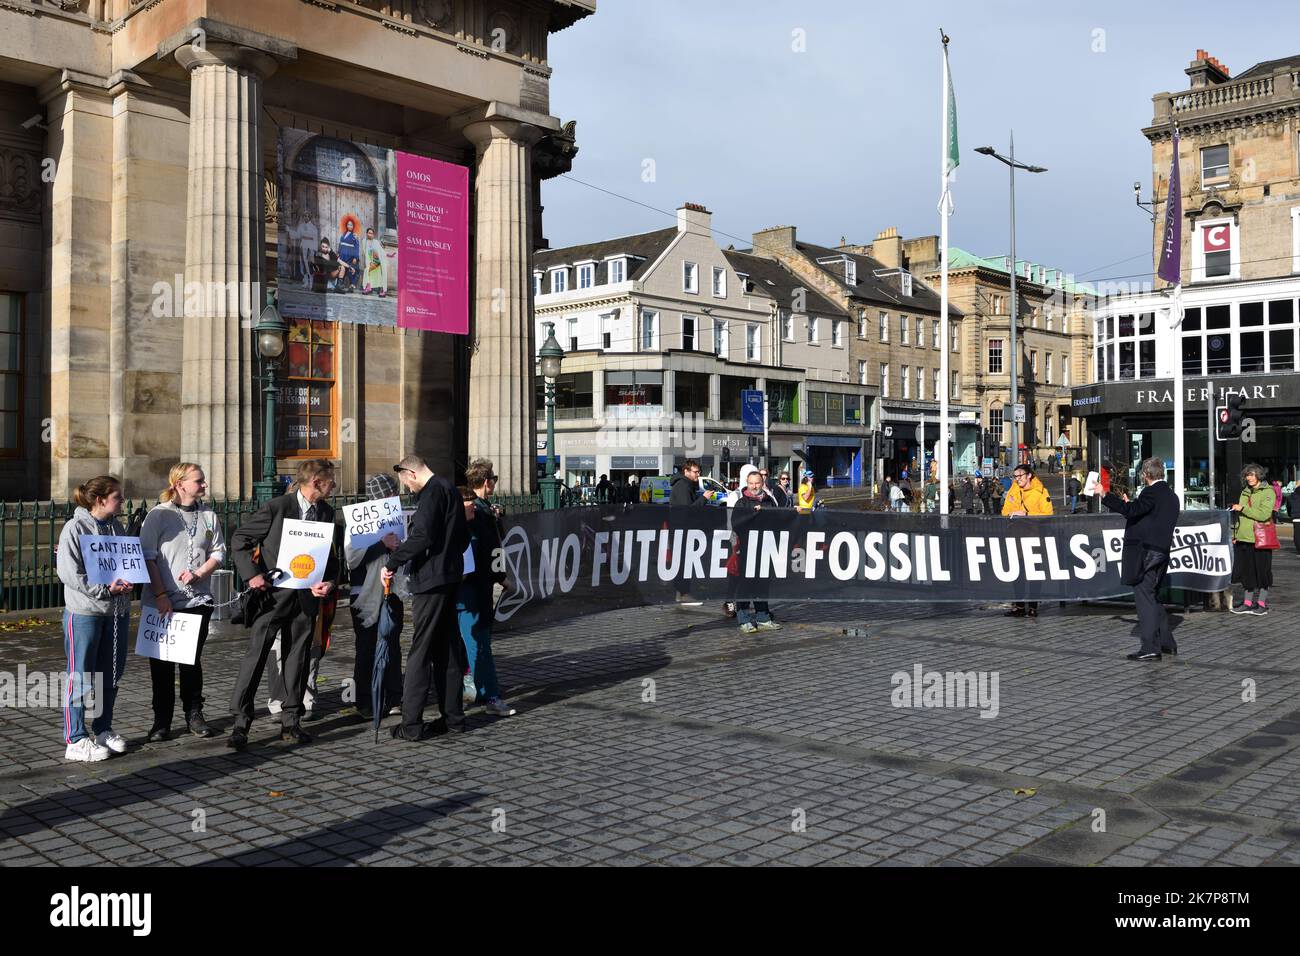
[140,462,226,741]
[56,475,134,762]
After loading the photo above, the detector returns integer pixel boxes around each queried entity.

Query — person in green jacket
[1229,463,1276,615]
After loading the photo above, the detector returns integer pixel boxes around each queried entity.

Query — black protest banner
[491,506,1232,628]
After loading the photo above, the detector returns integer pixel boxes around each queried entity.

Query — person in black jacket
[670,460,707,605]
[1290,486,1300,555]
[1101,456,1180,662]
[382,454,469,740]
[458,459,513,717]
[228,459,340,749]
[978,477,992,515]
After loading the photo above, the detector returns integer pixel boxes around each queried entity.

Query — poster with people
[276,128,468,334]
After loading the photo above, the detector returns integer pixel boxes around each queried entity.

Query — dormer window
[608,257,626,284]
[576,262,595,290]
[549,268,568,294]
[900,272,912,297]
[844,258,857,285]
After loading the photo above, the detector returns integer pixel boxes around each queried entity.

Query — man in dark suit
[228,459,340,748]
[1102,456,1180,661]
[382,454,469,741]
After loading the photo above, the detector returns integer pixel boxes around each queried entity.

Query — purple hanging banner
[396,151,469,333]
[1157,127,1182,286]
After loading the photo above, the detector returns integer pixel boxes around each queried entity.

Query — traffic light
[1221,393,1246,439]
[1058,406,1069,433]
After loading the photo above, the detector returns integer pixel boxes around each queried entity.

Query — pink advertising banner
[396,151,469,333]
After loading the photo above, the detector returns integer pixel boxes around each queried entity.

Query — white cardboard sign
[342,497,407,551]
[274,519,333,590]
[81,535,151,585]
[134,607,202,665]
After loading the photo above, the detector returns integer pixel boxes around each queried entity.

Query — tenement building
[0,0,594,499]
[531,203,879,489]
[1072,49,1300,504]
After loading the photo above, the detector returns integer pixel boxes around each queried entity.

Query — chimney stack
[753,224,797,254]
[1187,49,1231,88]
[873,226,903,271]
[676,202,712,236]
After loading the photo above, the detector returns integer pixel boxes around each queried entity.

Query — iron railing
[0,489,580,613]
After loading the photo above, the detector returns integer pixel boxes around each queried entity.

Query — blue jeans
[457,580,500,701]
[62,610,129,744]
[737,601,772,626]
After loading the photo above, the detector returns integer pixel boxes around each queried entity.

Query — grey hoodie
[57,507,129,616]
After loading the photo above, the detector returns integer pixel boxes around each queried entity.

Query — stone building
[751,225,981,480]
[1074,49,1300,502]
[0,0,593,500]
[531,203,877,488]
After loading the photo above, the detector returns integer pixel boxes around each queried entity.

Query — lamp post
[253,290,287,504]
[538,321,565,510]
[976,135,1046,466]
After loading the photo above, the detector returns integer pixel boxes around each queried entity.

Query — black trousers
[401,586,464,736]
[352,598,404,713]
[1133,549,1173,655]
[229,591,317,731]
[149,604,214,725]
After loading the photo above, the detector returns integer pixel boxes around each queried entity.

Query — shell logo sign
[289,554,317,579]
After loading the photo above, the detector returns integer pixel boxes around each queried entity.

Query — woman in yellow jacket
[1002,463,1054,617]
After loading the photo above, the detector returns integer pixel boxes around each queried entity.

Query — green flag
[944,46,959,177]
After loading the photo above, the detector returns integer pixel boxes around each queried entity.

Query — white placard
[134,606,202,665]
[463,543,475,577]
[342,496,407,551]
[81,535,151,585]
[1082,471,1100,497]
[274,518,333,589]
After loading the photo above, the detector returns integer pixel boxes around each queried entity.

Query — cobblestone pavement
[2,550,1299,867]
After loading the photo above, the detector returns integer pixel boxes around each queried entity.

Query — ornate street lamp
[253,290,287,504]
[538,321,565,510]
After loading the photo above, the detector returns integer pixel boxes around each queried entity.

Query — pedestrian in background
[730,466,781,634]
[1230,463,1278,615]
[1290,483,1300,556]
[140,462,224,741]
[57,476,133,762]
[797,472,817,513]
[1066,472,1081,514]
[1102,457,1179,660]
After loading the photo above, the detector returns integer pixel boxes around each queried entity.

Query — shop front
[1072,372,1300,507]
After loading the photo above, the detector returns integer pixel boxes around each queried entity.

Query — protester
[460,460,515,717]
[1290,483,1300,556]
[1102,457,1179,660]
[669,459,707,604]
[978,476,992,515]
[595,473,613,503]
[730,466,781,634]
[57,476,133,762]
[776,472,794,507]
[888,477,906,513]
[346,473,407,721]
[1230,463,1278,615]
[140,462,225,741]
[1002,463,1054,618]
[383,454,469,741]
[228,459,339,749]
[797,473,816,513]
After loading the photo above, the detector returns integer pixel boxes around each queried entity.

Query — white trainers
[267,700,283,715]
[65,737,111,762]
[756,619,783,631]
[740,622,759,634]
[485,698,516,717]
[95,731,128,754]
[462,674,478,708]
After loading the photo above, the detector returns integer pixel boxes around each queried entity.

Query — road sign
[1011,403,1026,424]
[1056,434,1069,449]
[883,425,894,438]
[1215,405,1229,440]
[741,389,764,434]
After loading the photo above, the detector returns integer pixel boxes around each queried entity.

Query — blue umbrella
[372,579,401,742]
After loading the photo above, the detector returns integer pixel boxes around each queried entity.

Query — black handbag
[230,569,284,628]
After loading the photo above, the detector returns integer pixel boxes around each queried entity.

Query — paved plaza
[2,553,1299,868]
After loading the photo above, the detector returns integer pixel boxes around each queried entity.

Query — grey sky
[543,0,1291,287]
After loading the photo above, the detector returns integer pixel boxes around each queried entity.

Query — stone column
[40,71,114,498]
[173,42,278,497]
[463,117,543,495]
